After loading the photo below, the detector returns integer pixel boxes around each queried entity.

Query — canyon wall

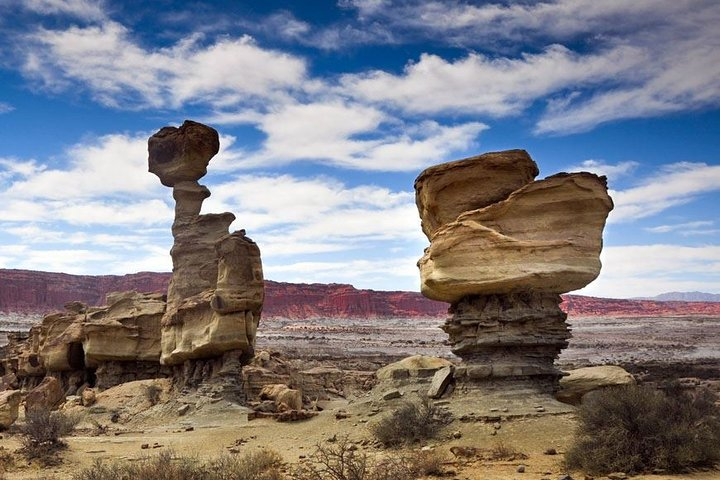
[2,269,719,319]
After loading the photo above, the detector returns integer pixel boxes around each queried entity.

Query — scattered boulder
[557,366,636,405]
[0,390,21,429]
[81,387,97,407]
[376,355,453,381]
[25,376,65,414]
[259,384,302,411]
[427,365,454,399]
[382,389,402,401]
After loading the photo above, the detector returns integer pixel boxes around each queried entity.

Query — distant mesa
[635,291,720,302]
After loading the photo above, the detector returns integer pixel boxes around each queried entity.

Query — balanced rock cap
[148,120,220,187]
[415,150,539,239]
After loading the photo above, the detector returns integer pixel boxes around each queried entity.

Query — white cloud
[579,244,720,298]
[6,132,157,199]
[0,102,14,114]
[264,256,420,290]
[566,160,638,179]
[22,21,307,109]
[610,163,720,223]
[342,45,643,116]
[231,100,486,171]
[18,0,106,21]
[645,221,715,234]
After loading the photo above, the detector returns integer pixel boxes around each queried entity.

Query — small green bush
[565,384,720,475]
[371,397,441,446]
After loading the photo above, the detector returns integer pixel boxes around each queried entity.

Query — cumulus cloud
[0,102,14,114]
[579,244,720,298]
[610,163,720,223]
[566,160,639,179]
[14,0,106,21]
[342,45,643,116]
[22,21,307,109]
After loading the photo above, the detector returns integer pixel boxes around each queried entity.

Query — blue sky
[0,0,718,298]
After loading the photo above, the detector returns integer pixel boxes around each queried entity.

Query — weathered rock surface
[259,384,302,411]
[148,120,219,187]
[556,365,636,404]
[0,389,21,428]
[83,291,165,365]
[148,120,264,368]
[415,150,538,239]
[448,293,570,386]
[427,365,454,398]
[415,150,613,392]
[25,376,65,414]
[376,355,452,381]
[419,172,613,303]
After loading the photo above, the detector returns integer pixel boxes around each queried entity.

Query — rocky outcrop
[419,172,613,303]
[0,292,170,393]
[148,120,264,372]
[25,376,64,413]
[415,150,538,238]
[556,365,635,404]
[416,150,613,392]
[0,390,21,428]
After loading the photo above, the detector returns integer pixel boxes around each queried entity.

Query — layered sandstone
[419,172,613,303]
[416,150,613,391]
[148,120,264,368]
[1,293,170,394]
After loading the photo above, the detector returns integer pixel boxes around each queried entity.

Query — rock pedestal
[415,150,612,392]
[148,120,264,381]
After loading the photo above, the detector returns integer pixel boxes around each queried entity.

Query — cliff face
[561,295,720,317]
[0,269,447,319]
[2,269,719,319]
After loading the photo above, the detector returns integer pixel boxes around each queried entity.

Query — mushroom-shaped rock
[148,120,220,187]
[419,172,613,303]
[415,150,538,239]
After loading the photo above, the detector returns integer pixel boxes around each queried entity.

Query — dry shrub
[294,437,444,480]
[72,448,284,480]
[19,407,82,465]
[372,398,441,447]
[565,384,720,475]
[144,384,163,406]
[489,441,527,461]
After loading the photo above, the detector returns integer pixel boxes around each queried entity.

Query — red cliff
[1,269,719,319]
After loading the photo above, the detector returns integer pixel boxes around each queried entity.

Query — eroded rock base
[445,292,570,393]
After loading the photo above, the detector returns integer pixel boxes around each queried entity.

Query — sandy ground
[2,380,719,480]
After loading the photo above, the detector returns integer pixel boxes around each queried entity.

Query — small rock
[544,448,557,455]
[493,422,501,430]
[382,389,402,400]
[452,430,462,439]
[490,430,497,436]
[185,426,194,431]
[178,404,190,416]
[347,444,358,451]
[517,464,526,473]
[421,446,434,452]
[141,444,149,449]
[607,473,627,480]
[427,366,454,399]
[558,475,573,480]
[299,455,306,459]
[489,407,499,412]
[535,406,546,412]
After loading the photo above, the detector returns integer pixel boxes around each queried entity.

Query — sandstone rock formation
[148,120,264,369]
[25,376,64,414]
[0,293,169,395]
[415,150,613,391]
[556,365,636,404]
[0,389,21,428]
